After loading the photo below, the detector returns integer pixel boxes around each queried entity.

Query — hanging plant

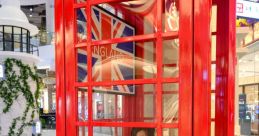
[0,58,40,136]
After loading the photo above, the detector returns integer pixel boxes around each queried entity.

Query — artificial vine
[0,58,40,136]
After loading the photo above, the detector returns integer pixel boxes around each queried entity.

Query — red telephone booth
[55,0,236,136]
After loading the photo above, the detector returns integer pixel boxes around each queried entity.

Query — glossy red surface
[178,0,193,135]
[215,0,236,135]
[193,0,212,135]
[64,0,77,135]
[55,0,66,135]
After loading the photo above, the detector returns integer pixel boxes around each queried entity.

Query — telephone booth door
[55,0,236,136]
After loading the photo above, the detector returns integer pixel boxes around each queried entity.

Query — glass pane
[4,27,13,42]
[211,64,216,90]
[163,128,178,136]
[78,127,88,136]
[13,27,21,35]
[76,0,86,3]
[77,8,87,42]
[91,2,157,41]
[163,39,179,78]
[14,42,21,52]
[22,33,28,44]
[22,43,27,52]
[211,93,215,119]
[93,127,156,136]
[211,36,216,61]
[92,84,156,122]
[211,122,215,136]
[14,34,21,43]
[163,0,179,32]
[162,84,178,123]
[4,26,12,35]
[4,41,12,51]
[91,41,156,82]
[211,5,217,33]
[78,87,88,121]
[77,47,88,82]
[0,42,2,51]
[22,29,28,35]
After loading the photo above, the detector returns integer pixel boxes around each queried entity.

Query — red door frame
[55,0,236,136]
[55,0,66,135]
[193,0,212,135]
[215,0,236,135]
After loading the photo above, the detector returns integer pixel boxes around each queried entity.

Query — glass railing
[34,30,55,46]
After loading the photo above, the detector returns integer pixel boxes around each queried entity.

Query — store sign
[0,64,4,79]
[237,0,259,19]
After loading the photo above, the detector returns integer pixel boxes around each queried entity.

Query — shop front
[55,0,236,136]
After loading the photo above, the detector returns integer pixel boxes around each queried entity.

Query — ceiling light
[30,8,32,11]
[29,14,32,17]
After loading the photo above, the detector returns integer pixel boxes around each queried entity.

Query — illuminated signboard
[0,64,4,79]
[237,0,259,19]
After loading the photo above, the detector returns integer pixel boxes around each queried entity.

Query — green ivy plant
[0,58,40,136]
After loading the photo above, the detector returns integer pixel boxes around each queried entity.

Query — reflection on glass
[77,8,87,42]
[164,0,179,32]
[77,41,156,82]
[76,0,86,3]
[163,128,178,136]
[91,84,155,123]
[93,127,156,136]
[163,40,179,78]
[89,41,156,82]
[91,2,157,40]
[78,88,88,121]
[163,94,178,123]
[78,127,88,136]
[77,48,87,82]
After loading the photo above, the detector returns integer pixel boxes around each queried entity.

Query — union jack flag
[77,6,135,94]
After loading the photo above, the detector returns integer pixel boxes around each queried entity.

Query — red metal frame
[55,0,236,136]
[55,0,66,135]
[215,0,236,135]
[178,0,193,135]
[193,0,212,135]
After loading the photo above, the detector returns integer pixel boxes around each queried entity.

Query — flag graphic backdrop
[77,6,135,94]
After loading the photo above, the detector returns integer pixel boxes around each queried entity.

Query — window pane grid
[73,0,180,136]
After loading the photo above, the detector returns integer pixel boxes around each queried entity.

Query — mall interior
[0,0,259,136]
